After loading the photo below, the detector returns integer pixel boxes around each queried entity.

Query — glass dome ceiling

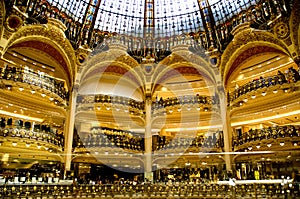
[47,0,259,37]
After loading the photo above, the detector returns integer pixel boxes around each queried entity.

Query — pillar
[218,86,232,172]
[63,87,77,178]
[144,97,153,182]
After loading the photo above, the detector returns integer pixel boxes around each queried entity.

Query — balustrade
[229,67,300,104]
[78,127,143,152]
[0,117,64,148]
[233,125,300,150]
[0,180,298,198]
[0,64,68,101]
[155,131,224,151]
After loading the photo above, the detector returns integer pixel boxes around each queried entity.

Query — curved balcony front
[232,125,300,152]
[0,63,69,105]
[229,68,300,108]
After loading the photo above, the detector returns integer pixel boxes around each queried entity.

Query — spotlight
[280,142,285,146]
[273,90,278,94]
[261,92,267,96]
[41,93,46,97]
[30,90,35,94]
[177,108,182,112]
[267,143,272,147]
[248,146,252,150]
[251,95,256,99]
[12,142,17,147]
[19,87,24,91]
[37,144,42,149]
[256,145,260,149]
[293,142,298,146]
[25,143,30,147]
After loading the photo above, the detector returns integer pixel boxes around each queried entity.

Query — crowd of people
[79,127,144,151]
[233,125,300,148]
[155,131,224,151]
[230,67,300,102]
[0,117,64,147]
[0,64,68,100]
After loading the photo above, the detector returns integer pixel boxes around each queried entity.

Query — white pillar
[144,97,153,181]
[63,88,77,176]
[218,87,232,171]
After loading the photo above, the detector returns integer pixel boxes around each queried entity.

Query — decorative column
[63,87,78,178]
[218,86,232,172]
[144,96,153,182]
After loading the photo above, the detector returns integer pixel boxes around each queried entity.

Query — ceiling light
[177,108,181,112]
[239,102,243,106]
[19,87,24,91]
[243,98,248,102]
[261,92,267,96]
[37,145,42,149]
[196,107,200,111]
[204,107,208,112]
[49,97,54,101]
[187,107,191,111]
[280,142,285,146]
[293,142,298,146]
[248,146,252,150]
[251,95,256,99]
[273,90,278,94]
[267,143,272,147]
[41,93,46,97]
[12,142,17,147]
[106,106,111,110]
[30,90,35,94]
[169,109,173,113]
[97,106,101,110]
[25,143,30,147]
[256,145,260,149]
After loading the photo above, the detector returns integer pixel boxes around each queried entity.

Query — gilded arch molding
[289,0,300,61]
[77,48,144,91]
[220,27,290,87]
[153,50,218,93]
[4,23,77,86]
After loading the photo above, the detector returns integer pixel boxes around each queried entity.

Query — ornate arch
[220,26,290,87]
[4,20,77,86]
[78,48,145,94]
[153,49,218,94]
[289,0,300,61]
